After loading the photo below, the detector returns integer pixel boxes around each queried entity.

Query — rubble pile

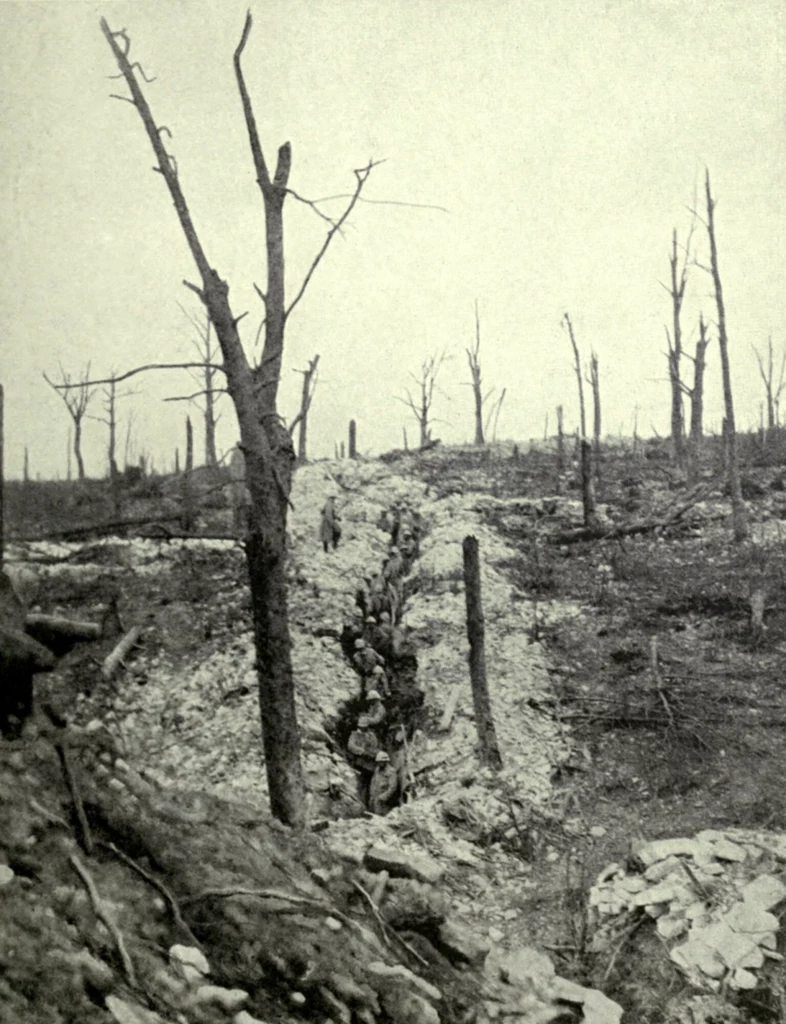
[590,828,786,997]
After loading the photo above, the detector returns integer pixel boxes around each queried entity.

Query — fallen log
[25,614,101,656]
[102,624,144,680]
[548,483,715,545]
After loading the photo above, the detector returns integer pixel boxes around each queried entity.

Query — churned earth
[5,440,786,1022]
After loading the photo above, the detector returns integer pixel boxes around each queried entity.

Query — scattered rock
[192,984,250,1011]
[435,918,491,966]
[363,845,444,885]
[106,995,167,1024]
[741,873,786,910]
[169,943,210,983]
[498,946,555,987]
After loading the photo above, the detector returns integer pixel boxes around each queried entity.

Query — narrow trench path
[329,506,426,814]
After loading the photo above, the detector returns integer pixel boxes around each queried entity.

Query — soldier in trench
[363,688,386,728]
[352,638,385,679]
[368,751,400,816]
[346,714,379,805]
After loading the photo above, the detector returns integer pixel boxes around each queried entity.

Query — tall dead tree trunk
[23,447,29,484]
[556,404,565,476]
[705,170,748,542]
[467,302,485,445]
[580,440,598,528]
[690,315,710,443]
[562,313,586,440]
[462,536,502,770]
[686,314,711,485]
[563,313,596,519]
[665,228,689,465]
[289,354,319,463]
[104,378,120,482]
[101,14,374,826]
[588,350,601,486]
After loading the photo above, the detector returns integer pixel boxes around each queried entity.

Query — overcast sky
[1,0,784,479]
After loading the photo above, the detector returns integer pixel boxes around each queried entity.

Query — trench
[325,507,428,814]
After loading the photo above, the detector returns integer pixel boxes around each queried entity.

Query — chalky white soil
[8,456,574,946]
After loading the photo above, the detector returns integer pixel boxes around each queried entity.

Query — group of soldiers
[341,503,423,815]
[354,507,422,627]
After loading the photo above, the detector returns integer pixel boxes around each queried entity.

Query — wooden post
[340,441,345,459]
[23,446,29,484]
[174,448,180,475]
[403,426,408,451]
[181,417,195,532]
[349,419,357,459]
[462,536,502,770]
[580,440,598,527]
[556,405,565,476]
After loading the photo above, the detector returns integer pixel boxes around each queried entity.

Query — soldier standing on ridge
[319,495,341,552]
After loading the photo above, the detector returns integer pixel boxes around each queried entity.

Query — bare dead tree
[689,315,711,443]
[753,335,785,434]
[174,305,224,468]
[556,404,565,475]
[685,315,711,485]
[704,169,748,542]
[123,407,139,470]
[396,352,446,448]
[562,313,586,440]
[288,354,320,462]
[43,363,96,481]
[484,388,506,443]
[663,227,693,464]
[467,302,488,445]
[587,350,601,484]
[91,372,137,485]
[101,13,376,826]
[562,314,596,524]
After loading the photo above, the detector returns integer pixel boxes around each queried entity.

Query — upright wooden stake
[580,440,598,527]
[462,536,502,770]
[181,416,195,532]
[349,419,357,459]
